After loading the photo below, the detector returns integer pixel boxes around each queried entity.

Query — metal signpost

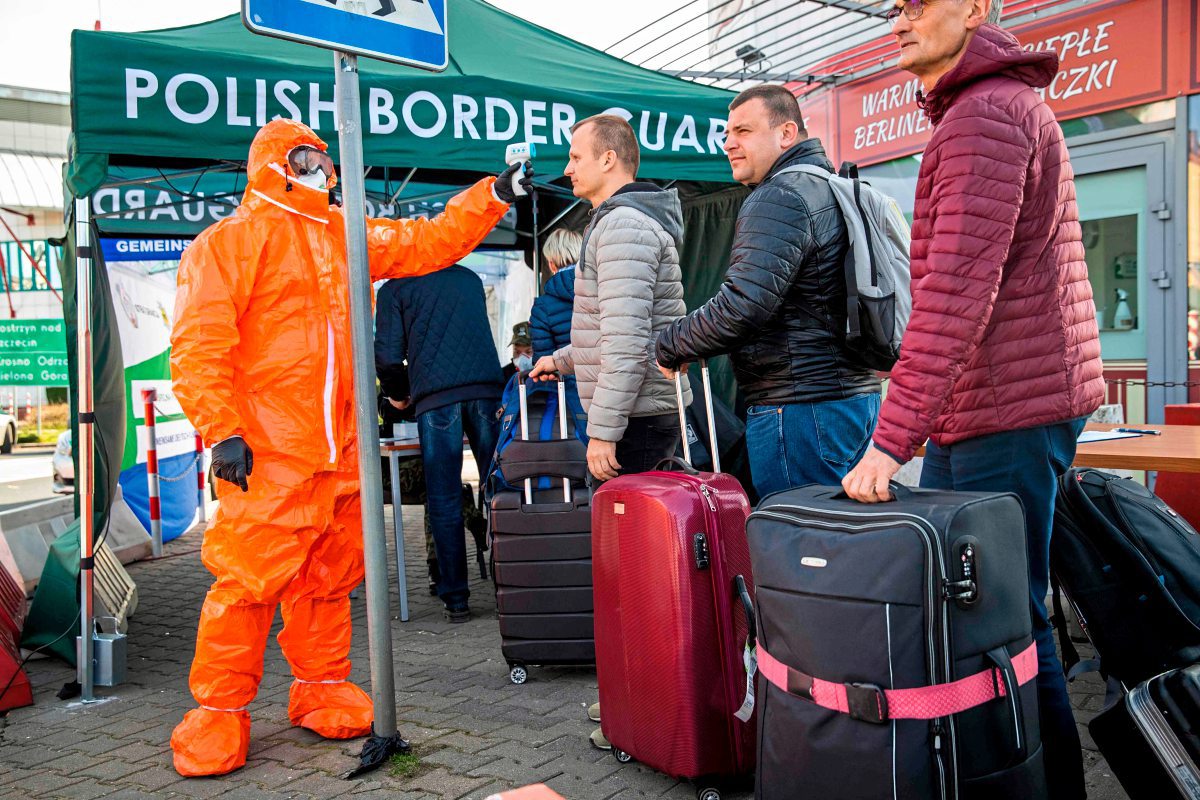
[243,0,448,776]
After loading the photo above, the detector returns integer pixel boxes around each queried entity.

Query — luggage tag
[735,641,757,722]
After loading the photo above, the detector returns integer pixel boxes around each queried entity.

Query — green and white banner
[68,3,737,196]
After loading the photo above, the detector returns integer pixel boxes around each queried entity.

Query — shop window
[1059,100,1175,139]
[1082,215,1139,332]
[1075,167,1148,363]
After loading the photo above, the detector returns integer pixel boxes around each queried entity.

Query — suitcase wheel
[695,788,721,800]
[508,664,529,685]
[612,748,633,764]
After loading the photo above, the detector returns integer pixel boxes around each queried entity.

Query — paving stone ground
[1,505,1129,799]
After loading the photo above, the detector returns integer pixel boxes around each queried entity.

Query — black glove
[211,436,254,492]
[494,161,535,204]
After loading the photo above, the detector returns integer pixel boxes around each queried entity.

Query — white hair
[542,228,583,271]
[987,0,1003,24]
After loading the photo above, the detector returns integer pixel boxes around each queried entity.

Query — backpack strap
[757,640,1038,724]
[772,164,861,338]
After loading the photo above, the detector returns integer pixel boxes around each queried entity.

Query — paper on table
[1077,430,1142,444]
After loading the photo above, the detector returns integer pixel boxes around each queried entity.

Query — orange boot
[288,680,373,739]
[171,708,252,777]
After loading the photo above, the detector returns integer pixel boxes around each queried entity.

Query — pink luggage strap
[756,641,1038,724]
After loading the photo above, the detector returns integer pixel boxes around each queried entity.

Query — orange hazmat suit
[168,119,509,777]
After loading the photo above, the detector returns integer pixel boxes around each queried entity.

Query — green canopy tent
[26,0,747,666]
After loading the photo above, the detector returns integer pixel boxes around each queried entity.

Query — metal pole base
[343,729,411,779]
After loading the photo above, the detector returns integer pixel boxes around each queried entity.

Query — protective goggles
[286,145,335,182]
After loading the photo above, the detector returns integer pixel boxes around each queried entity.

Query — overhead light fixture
[736,44,766,66]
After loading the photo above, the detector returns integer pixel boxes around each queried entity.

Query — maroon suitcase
[592,364,756,799]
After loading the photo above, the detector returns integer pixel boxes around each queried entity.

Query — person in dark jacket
[530,228,582,360]
[842,3,1103,796]
[375,264,506,622]
[655,84,880,497]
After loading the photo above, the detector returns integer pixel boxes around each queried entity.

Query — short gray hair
[987,0,1002,24]
[542,228,582,270]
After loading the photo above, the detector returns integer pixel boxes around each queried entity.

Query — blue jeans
[744,393,880,497]
[418,398,499,607]
[921,417,1088,800]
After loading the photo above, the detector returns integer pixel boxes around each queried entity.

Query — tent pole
[532,188,541,299]
[74,196,96,703]
[334,50,406,777]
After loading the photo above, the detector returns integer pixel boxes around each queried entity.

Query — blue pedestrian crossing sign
[243,0,449,71]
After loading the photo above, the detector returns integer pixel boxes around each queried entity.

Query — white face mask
[293,168,327,192]
[514,354,533,373]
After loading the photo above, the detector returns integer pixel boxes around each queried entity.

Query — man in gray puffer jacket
[531,114,691,482]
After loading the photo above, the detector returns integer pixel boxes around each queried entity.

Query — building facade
[0,85,69,412]
[758,0,1200,424]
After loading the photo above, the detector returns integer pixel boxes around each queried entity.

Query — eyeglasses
[885,0,931,25]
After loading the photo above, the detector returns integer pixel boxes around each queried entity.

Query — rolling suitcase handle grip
[832,481,913,502]
[735,574,756,645]
[673,360,721,473]
[654,456,700,475]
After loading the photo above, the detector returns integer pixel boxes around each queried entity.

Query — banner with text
[106,238,198,542]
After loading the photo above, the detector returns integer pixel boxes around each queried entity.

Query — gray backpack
[778,162,912,371]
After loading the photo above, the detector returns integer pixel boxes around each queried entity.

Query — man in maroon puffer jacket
[843,1,1103,796]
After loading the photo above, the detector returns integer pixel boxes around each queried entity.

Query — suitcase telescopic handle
[516,375,573,504]
[673,359,721,473]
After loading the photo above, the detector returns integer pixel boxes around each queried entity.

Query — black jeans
[612,413,681,477]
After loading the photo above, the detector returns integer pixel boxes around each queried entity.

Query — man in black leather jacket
[656,85,880,497]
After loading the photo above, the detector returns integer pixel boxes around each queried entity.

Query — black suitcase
[489,377,594,684]
[1090,664,1200,799]
[746,483,1046,800]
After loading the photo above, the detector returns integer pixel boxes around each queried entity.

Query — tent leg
[333,50,408,779]
[75,196,96,703]
[532,188,541,299]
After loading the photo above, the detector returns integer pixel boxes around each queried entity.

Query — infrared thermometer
[504,142,536,198]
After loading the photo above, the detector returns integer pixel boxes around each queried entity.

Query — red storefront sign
[797,91,834,150]
[803,0,1195,167]
[1192,0,1200,90]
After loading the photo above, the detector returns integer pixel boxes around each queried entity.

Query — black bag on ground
[1051,468,1200,685]
[488,376,593,684]
[747,484,1045,800]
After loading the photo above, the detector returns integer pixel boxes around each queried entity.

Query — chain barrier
[1104,379,1200,389]
[147,401,204,483]
[156,452,203,483]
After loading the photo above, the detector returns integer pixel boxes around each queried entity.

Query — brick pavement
[1,506,1129,799]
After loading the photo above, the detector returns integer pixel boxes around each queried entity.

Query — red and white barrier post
[195,431,206,523]
[141,388,163,556]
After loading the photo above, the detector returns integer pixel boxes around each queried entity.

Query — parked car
[52,429,74,494]
[0,412,15,454]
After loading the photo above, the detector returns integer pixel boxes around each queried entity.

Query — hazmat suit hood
[243,118,338,218]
